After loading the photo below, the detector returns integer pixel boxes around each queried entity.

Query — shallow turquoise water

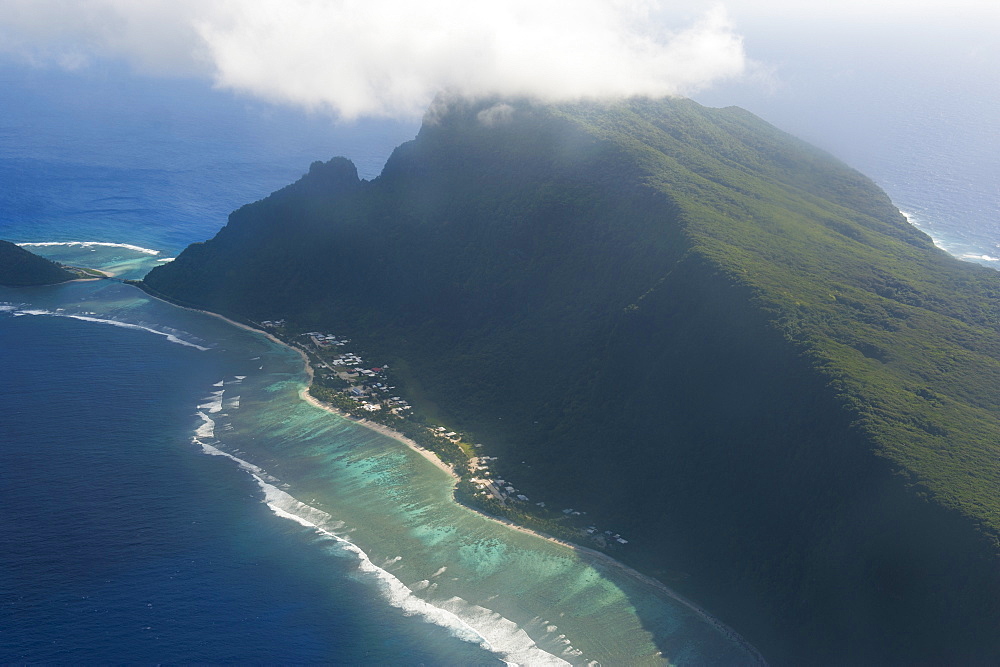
[0,278,501,664]
[1,246,757,664]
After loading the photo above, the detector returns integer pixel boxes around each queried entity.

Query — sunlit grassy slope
[145,96,1000,665]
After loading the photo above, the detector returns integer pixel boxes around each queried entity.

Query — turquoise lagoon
[1,244,757,665]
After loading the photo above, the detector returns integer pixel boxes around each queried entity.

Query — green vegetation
[69,266,108,279]
[0,240,78,286]
[143,96,1000,665]
[294,333,611,546]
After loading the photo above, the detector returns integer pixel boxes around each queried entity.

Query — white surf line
[5,307,211,350]
[198,389,225,414]
[901,213,1000,266]
[18,241,161,255]
[195,412,216,439]
[191,430,572,666]
[65,314,211,350]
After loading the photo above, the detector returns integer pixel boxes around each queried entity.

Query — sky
[0,0,746,119]
[0,1,996,120]
[1,0,997,254]
[0,0,986,116]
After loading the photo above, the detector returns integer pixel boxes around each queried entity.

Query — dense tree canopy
[145,96,1000,665]
[0,240,76,286]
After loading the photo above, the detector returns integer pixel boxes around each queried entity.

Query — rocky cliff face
[145,96,1000,665]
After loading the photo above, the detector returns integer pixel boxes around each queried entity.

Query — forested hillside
[144,96,1000,665]
[0,240,76,286]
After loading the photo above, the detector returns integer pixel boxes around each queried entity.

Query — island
[141,95,1000,665]
[0,239,109,286]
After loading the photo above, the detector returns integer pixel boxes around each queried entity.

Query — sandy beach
[274,328,759,656]
[298,389,460,482]
[473,504,762,658]
[68,268,115,282]
[181,308,461,483]
[142,294,760,662]
[135,289,462,482]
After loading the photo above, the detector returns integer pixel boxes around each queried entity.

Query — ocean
[0,66,759,664]
[692,16,1000,269]
[0,295,495,664]
[3,51,997,663]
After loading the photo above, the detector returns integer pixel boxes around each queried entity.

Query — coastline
[68,268,114,282]
[197,310,765,664]
[144,298,463,483]
[298,388,460,482]
[478,510,765,663]
[130,284,764,664]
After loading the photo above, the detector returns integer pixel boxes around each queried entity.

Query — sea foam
[198,389,225,414]
[195,412,216,439]
[192,418,574,666]
[65,315,210,350]
[18,241,161,255]
[1,307,211,350]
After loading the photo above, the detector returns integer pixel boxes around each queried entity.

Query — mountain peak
[143,97,1000,664]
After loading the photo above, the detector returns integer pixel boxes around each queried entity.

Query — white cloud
[477,103,515,127]
[0,0,213,75]
[0,0,747,119]
[656,0,1000,23]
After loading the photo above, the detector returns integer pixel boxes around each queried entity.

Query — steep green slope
[144,97,1000,665]
[0,240,76,286]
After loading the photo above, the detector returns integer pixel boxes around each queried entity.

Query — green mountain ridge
[144,96,1000,665]
[0,240,77,286]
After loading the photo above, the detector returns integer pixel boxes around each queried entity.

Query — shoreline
[68,268,114,282]
[298,389,461,482]
[130,284,764,664]
[204,311,765,664]
[156,302,462,483]
[476,510,765,663]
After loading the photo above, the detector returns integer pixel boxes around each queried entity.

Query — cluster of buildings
[430,426,462,442]
[295,324,630,550]
[305,331,351,348]
[585,527,629,545]
[466,455,629,547]
[302,336,412,415]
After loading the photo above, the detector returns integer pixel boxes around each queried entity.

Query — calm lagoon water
[1,67,756,664]
[0,283,497,664]
[0,257,755,665]
[3,52,995,663]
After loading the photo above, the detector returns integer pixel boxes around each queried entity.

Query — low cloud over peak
[0,0,746,119]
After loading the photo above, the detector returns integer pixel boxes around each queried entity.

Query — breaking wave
[0,306,210,350]
[191,381,572,666]
[18,241,161,255]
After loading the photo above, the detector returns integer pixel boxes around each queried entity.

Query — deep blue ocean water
[0,66,761,664]
[694,20,1000,269]
[0,311,493,663]
[0,66,500,664]
[2,55,996,664]
[0,62,419,255]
